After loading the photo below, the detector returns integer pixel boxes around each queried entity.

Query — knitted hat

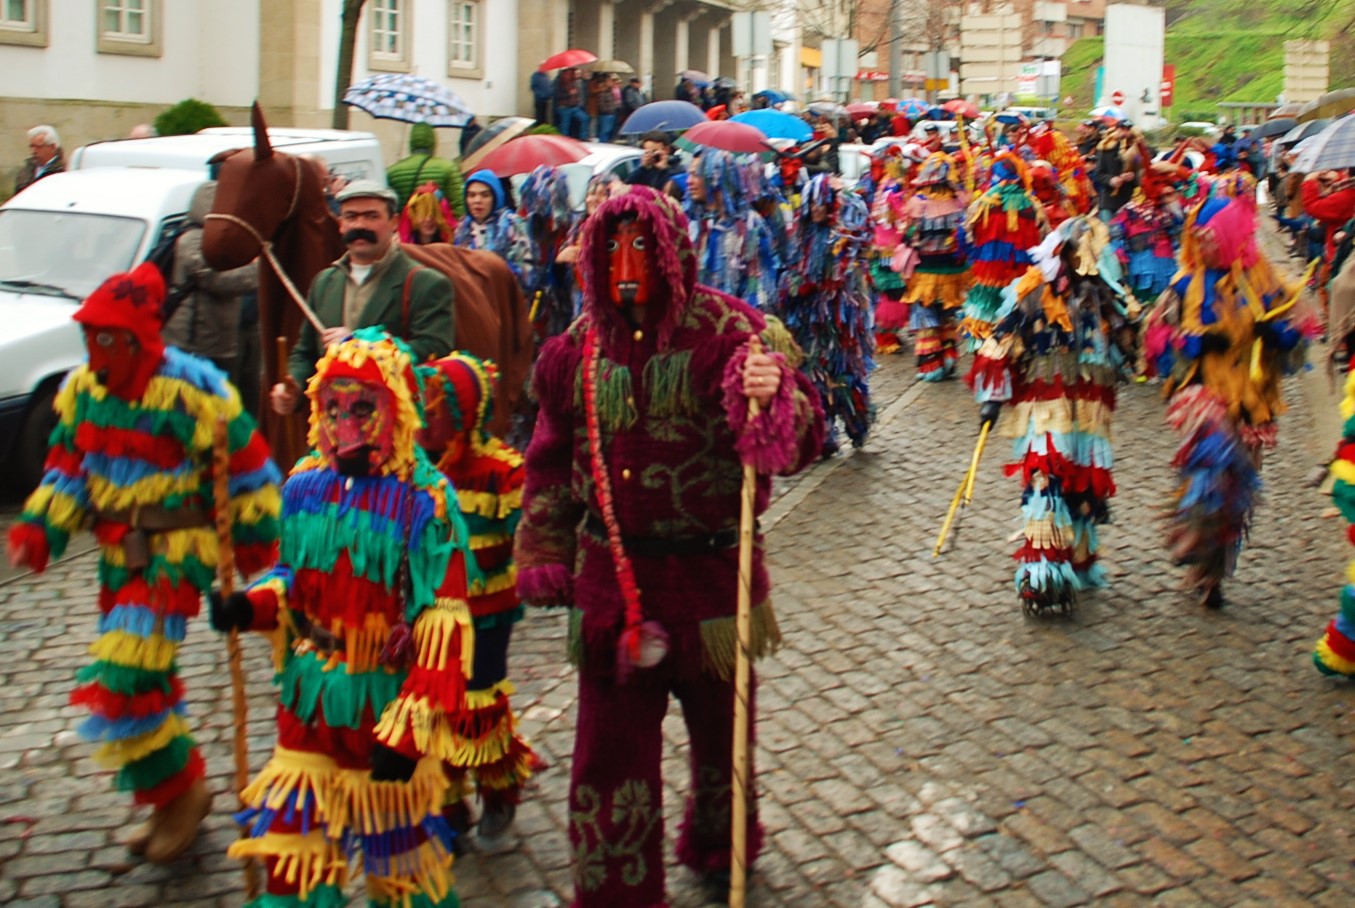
[72,261,167,356]
[420,352,498,437]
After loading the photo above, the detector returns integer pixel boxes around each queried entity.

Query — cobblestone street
[4,301,1355,906]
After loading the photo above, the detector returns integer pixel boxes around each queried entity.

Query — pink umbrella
[476,134,589,177]
[943,99,980,120]
[681,120,772,155]
[538,49,597,72]
[847,102,878,121]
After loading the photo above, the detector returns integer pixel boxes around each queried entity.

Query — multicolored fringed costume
[419,352,538,836]
[519,165,579,342]
[454,169,537,293]
[1314,363,1355,676]
[902,153,971,382]
[1109,157,1187,307]
[778,174,876,453]
[516,186,823,907]
[867,148,911,354]
[963,152,1049,346]
[967,218,1137,614]
[1145,181,1313,608]
[221,330,469,907]
[686,149,780,310]
[8,263,281,864]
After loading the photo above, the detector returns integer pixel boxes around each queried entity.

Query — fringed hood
[579,184,696,349]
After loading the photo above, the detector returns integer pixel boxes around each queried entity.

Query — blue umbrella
[754,89,793,105]
[618,100,707,135]
[343,73,473,127]
[896,98,929,120]
[731,109,813,142]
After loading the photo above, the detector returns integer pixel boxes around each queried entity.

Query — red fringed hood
[579,184,697,349]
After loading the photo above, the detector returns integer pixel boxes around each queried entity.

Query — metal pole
[888,0,903,99]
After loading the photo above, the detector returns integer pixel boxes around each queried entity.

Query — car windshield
[0,209,146,299]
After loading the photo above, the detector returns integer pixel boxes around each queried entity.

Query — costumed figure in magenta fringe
[416,352,540,840]
[515,185,823,907]
[686,148,780,310]
[867,144,916,355]
[962,150,1049,346]
[210,329,471,907]
[900,152,972,382]
[967,217,1138,615]
[1144,174,1315,609]
[7,262,281,864]
[778,174,876,456]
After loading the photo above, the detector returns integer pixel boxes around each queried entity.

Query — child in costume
[967,217,1138,614]
[516,185,823,907]
[901,152,972,382]
[417,352,538,838]
[962,151,1049,346]
[7,262,281,863]
[1109,154,1187,309]
[1145,176,1314,608]
[686,148,780,310]
[868,145,913,354]
[400,182,458,245]
[778,174,877,454]
[210,329,469,907]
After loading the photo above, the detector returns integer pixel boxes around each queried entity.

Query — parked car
[0,167,206,491]
[70,127,387,184]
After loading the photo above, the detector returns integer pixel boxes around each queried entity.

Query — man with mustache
[270,180,454,417]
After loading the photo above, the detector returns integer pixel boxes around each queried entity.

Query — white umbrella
[1293,116,1355,173]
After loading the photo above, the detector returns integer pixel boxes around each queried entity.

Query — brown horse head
[201,103,334,270]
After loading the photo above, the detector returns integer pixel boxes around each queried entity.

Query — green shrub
[153,99,228,137]
[527,124,561,136]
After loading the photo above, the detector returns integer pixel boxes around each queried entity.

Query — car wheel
[15,385,58,494]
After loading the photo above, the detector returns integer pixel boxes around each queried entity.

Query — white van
[71,127,387,184]
[0,167,207,489]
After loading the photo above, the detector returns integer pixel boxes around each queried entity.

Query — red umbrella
[538,48,597,72]
[476,134,589,177]
[682,120,772,155]
[943,99,980,120]
[847,102,878,120]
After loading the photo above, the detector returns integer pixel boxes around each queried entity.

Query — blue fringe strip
[97,604,189,642]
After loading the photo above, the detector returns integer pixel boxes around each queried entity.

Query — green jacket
[289,246,455,387]
[387,153,466,216]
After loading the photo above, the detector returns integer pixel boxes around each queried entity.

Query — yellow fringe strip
[89,628,179,673]
[87,472,210,514]
[100,526,219,570]
[364,841,456,906]
[336,612,394,675]
[466,679,515,709]
[375,694,515,767]
[1024,516,1075,550]
[1331,461,1355,486]
[469,531,512,549]
[270,602,299,673]
[456,486,523,521]
[1315,637,1355,675]
[1004,398,1116,440]
[22,484,86,535]
[468,564,516,597]
[415,598,475,678]
[94,711,191,767]
[1342,368,1355,422]
[228,830,348,901]
[230,485,283,527]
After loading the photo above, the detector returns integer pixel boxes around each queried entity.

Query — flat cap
[335,179,398,207]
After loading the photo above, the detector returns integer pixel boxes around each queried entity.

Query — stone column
[686,11,710,77]
[258,0,323,126]
[719,20,736,82]
[517,0,567,116]
[596,0,615,59]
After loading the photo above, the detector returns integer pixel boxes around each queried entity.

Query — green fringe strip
[760,315,805,368]
[567,608,585,668]
[116,733,193,792]
[371,891,461,908]
[100,554,215,595]
[1340,584,1355,625]
[244,886,347,908]
[471,606,524,632]
[76,660,175,696]
[1334,478,1355,524]
[700,601,782,681]
[643,350,695,418]
[574,359,637,432]
[278,652,404,729]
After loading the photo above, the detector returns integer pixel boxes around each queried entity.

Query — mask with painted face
[82,326,159,398]
[315,376,396,477]
[607,218,652,308]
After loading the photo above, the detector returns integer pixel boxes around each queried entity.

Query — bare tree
[332,0,368,130]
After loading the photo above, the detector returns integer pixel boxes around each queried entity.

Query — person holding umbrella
[554,68,588,139]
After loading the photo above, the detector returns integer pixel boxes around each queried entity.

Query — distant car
[0,167,206,491]
[510,142,643,213]
[1178,121,1220,138]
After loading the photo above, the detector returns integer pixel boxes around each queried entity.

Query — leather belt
[97,505,211,532]
[584,514,750,557]
[293,613,345,655]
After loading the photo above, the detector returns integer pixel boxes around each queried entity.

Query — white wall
[1102,3,1164,126]
[319,0,521,120]
[0,0,258,106]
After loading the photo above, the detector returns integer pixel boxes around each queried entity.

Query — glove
[1198,331,1231,355]
[369,742,418,783]
[208,589,253,633]
[979,401,1003,428]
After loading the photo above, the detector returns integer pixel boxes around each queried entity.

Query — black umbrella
[1252,117,1297,139]
[1278,118,1332,147]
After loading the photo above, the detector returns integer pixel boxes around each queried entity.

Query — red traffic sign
[1111,90,1125,106]
[1161,64,1176,107]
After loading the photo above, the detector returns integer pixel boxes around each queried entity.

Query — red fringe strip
[97,576,202,617]
[71,677,185,719]
[134,749,205,809]
[1324,620,1355,663]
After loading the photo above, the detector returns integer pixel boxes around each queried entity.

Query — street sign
[1111,90,1125,106]
[1160,64,1176,108]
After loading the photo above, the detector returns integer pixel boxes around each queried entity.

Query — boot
[144,778,213,864]
[477,800,516,839]
[124,815,159,855]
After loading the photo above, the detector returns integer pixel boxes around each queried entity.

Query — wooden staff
[933,422,992,557]
[212,416,261,898]
[275,336,300,461]
[730,339,763,908]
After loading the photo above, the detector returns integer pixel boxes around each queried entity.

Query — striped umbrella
[1294,116,1355,173]
[343,73,473,127]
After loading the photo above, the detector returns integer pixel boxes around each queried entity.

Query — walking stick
[730,339,762,908]
[933,422,992,557]
[275,336,300,463]
[213,417,262,898]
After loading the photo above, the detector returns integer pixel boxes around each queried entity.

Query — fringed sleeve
[721,337,826,476]
[11,370,90,568]
[514,332,585,606]
[966,333,1017,404]
[221,391,283,577]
